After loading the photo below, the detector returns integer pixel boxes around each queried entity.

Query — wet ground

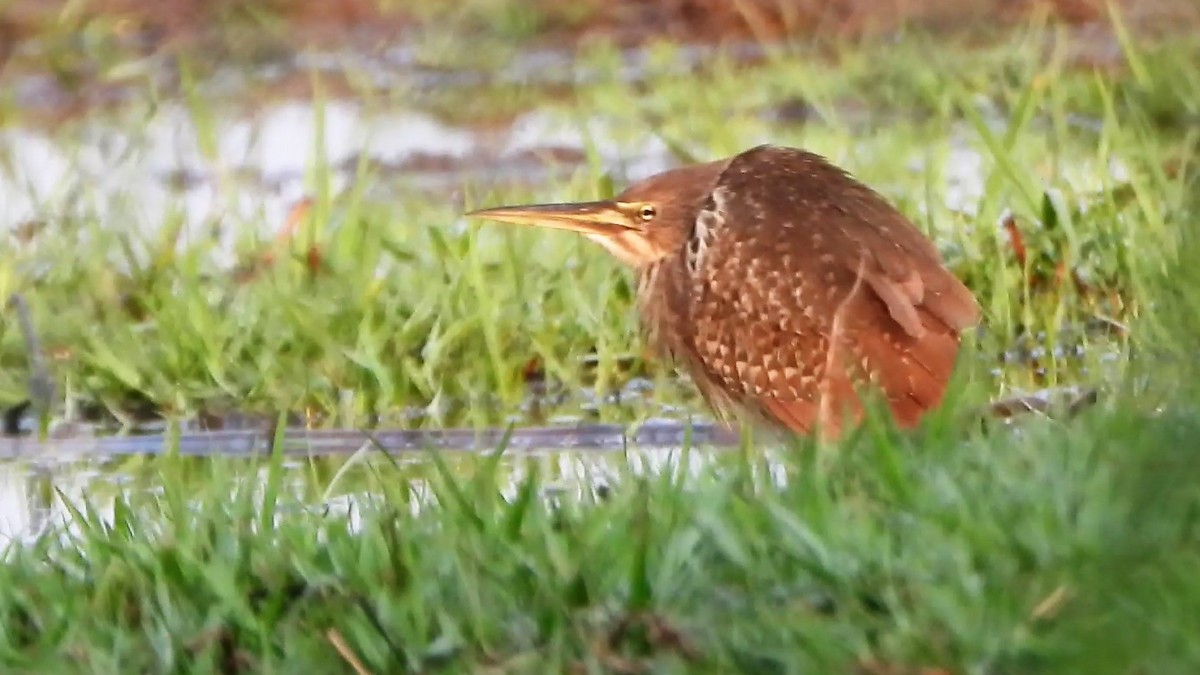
[0,35,764,543]
[0,0,1166,542]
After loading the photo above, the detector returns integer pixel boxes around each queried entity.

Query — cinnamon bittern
[467,144,981,440]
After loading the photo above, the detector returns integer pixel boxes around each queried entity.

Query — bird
[467,144,981,441]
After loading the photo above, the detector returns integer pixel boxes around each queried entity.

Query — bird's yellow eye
[638,205,657,222]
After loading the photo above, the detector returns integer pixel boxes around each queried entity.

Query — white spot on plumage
[767,368,781,387]
[687,186,728,275]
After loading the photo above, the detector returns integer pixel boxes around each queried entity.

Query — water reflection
[0,440,778,547]
[0,377,1104,545]
[0,462,114,547]
[0,100,684,252]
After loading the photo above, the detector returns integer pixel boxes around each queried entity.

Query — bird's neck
[584,232,671,267]
[634,260,681,362]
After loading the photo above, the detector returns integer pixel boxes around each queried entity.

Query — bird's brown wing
[669,144,980,438]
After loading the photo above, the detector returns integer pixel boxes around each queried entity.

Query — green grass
[3,388,1200,672]
[0,16,1198,674]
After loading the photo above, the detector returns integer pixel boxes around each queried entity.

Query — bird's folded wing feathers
[861,250,980,338]
[671,144,982,433]
[716,144,979,337]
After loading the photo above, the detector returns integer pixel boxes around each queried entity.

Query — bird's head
[466,160,727,268]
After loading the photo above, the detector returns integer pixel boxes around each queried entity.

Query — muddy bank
[0,0,1192,132]
[2,0,1196,68]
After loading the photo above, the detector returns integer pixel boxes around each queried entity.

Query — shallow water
[0,381,1105,544]
[0,433,758,547]
[0,420,739,461]
[0,38,787,252]
[0,101,682,263]
[0,33,1018,264]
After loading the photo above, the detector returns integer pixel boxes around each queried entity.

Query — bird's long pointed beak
[465,201,634,236]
